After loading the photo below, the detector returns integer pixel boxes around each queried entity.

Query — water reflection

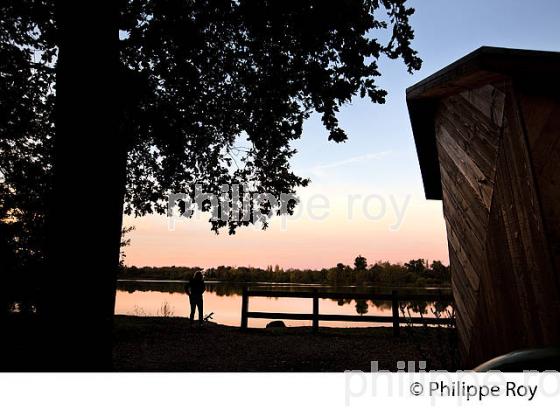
[115,280,454,328]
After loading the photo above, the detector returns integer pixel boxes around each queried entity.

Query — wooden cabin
[407,47,560,367]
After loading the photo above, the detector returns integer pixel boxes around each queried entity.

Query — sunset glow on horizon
[124,180,449,269]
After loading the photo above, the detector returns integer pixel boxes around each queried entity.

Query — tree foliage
[0,1,56,276]
[354,255,368,270]
[119,0,421,233]
[1,0,421,287]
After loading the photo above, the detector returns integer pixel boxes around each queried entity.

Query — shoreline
[117,278,453,291]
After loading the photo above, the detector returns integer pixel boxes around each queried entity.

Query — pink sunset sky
[123,174,449,269]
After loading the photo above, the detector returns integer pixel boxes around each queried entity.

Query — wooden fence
[240,287,454,336]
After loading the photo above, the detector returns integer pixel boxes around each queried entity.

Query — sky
[123,0,560,269]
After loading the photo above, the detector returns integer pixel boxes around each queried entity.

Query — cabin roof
[407,46,560,200]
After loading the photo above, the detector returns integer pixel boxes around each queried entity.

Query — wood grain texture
[518,89,560,283]
[460,84,506,127]
[476,85,560,362]
[436,81,560,367]
[435,85,503,361]
[438,95,502,177]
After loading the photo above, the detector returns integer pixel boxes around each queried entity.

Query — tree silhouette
[1,0,55,322]
[355,299,369,315]
[354,255,368,270]
[404,259,427,274]
[1,0,421,369]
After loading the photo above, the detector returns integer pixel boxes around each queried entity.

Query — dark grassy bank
[2,314,458,371]
[113,316,459,371]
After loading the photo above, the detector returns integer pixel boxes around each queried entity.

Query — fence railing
[240,287,454,335]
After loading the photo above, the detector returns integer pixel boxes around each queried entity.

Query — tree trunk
[41,1,125,370]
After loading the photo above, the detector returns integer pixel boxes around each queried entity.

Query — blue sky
[293,0,560,191]
[125,0,560,269]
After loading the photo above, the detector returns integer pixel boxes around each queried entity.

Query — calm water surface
[115,280,453,328]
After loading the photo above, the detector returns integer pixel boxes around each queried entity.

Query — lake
[115,280,454,328]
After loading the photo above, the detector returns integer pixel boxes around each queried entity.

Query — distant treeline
[120,256,451,287]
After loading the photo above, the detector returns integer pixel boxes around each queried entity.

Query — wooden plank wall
[436,81,560,367]
[517,87,560,282]
[435,84,504,362]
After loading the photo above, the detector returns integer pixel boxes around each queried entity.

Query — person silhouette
[185,270,205,326]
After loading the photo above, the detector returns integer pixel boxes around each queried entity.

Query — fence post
[312,289,319,333]
[392,290,400,336]
[241,287,248,330]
